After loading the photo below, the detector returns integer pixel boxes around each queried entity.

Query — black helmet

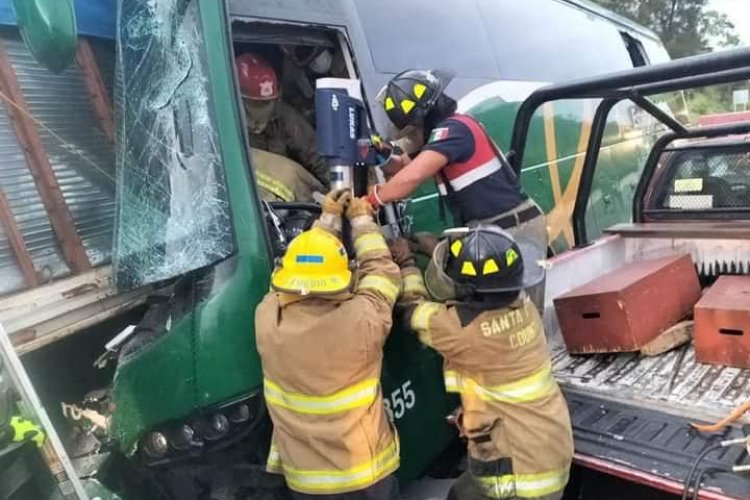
[380,69,455,130]
[442,226,544,294]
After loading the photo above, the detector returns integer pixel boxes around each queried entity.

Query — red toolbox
[554,254,701,354]
[695,276,750,369]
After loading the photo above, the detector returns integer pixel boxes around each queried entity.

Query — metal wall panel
[0,96,68,294]
[5,35,116,269]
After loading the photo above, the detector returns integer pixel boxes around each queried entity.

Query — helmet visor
[425,239,465,301]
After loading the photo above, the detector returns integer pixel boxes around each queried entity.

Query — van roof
[559,0,661,41]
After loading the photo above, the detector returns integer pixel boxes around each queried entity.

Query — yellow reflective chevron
[476,468,570,499]
[444,362,556,403]
[461,261,477,276]
[264,378,379,414]
[354,233,389,257]
[357,275,400,305]
[400,99,416,114]
[403,273,428,296]
[450,239,463,257]
[256,171,294,202]
[384,96,396,111]
[279,438,400,494]
[483,258,500,275]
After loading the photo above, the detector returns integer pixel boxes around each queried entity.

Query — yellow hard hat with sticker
[271,227,353,295]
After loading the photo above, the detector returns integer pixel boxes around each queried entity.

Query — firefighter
[235,53,330,189]
[255,189,401,499]
[250,147,324,203]
[390,226,573,500]
[368,69,547,309]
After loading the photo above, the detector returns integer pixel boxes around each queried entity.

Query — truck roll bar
[508,46,750,245]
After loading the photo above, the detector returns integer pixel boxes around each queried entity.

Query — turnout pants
[447,471,563,500]
[289,475,399,500]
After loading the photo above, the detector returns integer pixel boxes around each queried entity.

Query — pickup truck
[510,52,750,499]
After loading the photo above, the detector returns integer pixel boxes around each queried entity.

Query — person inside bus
[235,53,330,192]
[366,69,547,309]
[390,227,572,500]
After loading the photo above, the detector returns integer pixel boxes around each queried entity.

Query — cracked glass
[113,0,234,290]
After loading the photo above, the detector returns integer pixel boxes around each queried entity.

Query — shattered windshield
[114,0,234,290]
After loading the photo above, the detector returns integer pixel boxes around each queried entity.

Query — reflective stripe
[266,442,283,473]
[476,468,570,499]
[444,362,556,403]
[256,171,294,202]
[281,438,400,494]
[354,233,389,257]
[402,273,428,296]
[410,302,442,332]
[357,275,400,305]
[264,378,379,415]
[436,157,502,193]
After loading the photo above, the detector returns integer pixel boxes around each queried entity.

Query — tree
[591,0,739,57]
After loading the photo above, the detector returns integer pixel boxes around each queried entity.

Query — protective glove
[389,238,415,268]
[346,196,375,220]
[315,188,351,235]
[410,232,440,256]
[321,188,351,216]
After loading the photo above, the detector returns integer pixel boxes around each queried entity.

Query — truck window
[476,0,633,81]
[354,0,499,79]
[581,99,668,241]
[649,147,750,213]
[114,0,234,290]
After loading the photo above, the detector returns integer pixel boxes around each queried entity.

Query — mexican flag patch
[428,127,450,143]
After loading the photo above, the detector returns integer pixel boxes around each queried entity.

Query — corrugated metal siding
[0,99,68,294]
[5,35,116,269]
[0,224,24,293]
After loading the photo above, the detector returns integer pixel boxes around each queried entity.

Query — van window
[475,0,633,81]
[638,36,672,64]
[355,0,499,79]
[620,31,649,67]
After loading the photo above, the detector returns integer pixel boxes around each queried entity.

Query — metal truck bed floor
[551,345,750,425]
[567,392,750,499]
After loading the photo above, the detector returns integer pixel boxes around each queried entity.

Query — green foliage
[591,0,739,57]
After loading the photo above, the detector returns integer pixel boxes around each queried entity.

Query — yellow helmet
[271,227,353,295]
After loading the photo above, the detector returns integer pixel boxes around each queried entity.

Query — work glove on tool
[314,188,351,235]
[389,238,415,268]
[346,196,375,224]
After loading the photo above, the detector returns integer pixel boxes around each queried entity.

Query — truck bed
[551,345,750,425]
[543,229,750,497]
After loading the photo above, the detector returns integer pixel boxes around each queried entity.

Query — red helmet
[235,53,279,100]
